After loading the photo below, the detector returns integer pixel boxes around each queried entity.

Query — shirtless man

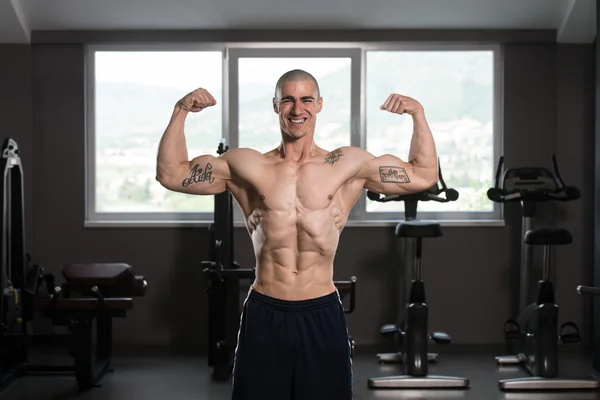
[156,69,438,400]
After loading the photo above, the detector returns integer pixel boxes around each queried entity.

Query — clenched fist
[380,94,422,116]
[177,88,217,113]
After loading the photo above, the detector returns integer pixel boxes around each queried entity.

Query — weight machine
[0,138,147,393]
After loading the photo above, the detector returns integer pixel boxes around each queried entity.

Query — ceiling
[1,0,596,44]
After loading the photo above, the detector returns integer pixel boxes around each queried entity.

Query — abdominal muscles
[249,200,345,300]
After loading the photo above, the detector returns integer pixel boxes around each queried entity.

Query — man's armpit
[378,166,411,183]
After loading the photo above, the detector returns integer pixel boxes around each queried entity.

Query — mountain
[94,52,493,152]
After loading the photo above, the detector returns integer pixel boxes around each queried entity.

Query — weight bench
[33,263,147,392]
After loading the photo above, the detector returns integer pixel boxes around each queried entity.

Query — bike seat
[395,221,443,239]
[524,228,572,246]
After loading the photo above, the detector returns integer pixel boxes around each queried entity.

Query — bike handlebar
[366,159,459,204]
[487,154,580,204]
[486,186,580,203]
[577,285,600,297]
[367,188,459,203]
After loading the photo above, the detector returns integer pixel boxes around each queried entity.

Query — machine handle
[577,285,600,296]
[487,154,580,203]
[487,188,522,202]
[366,159,458,204]
[335,276,357,313]
[367,189,458,204]
[547,186,580,201]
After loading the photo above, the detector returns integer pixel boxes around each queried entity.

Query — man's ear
[317,97,323,113]
[272,98,279,114]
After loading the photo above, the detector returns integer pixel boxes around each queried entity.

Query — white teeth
[291,119,304,123]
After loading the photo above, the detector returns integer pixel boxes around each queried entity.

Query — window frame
[227,47,362,223]
[357,43,504,225]
[84,42,504,228]
[85,43,226,226]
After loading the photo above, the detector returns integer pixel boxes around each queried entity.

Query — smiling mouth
[288,118,307,125]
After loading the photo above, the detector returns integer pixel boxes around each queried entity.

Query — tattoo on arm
[379,166,410,183]
[182,163,215,187]
[324,149,343,165]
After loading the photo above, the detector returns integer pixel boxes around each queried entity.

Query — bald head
[274,69,320,100]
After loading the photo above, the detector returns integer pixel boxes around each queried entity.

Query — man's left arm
[357,94,439,195]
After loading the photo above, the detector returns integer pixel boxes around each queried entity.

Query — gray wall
[555,44,595,347]
[0,29,595,350]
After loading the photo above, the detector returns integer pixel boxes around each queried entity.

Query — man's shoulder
[319,146,372,170]
[324,145,364,154]
[223,147,266,160]
[324,146,370,160]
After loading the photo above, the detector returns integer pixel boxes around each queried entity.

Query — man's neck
[278,137,316,162]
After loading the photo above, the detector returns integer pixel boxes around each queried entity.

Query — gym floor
[1,345,599,400]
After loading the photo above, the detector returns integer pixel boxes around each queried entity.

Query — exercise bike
[366,161,469,389]
[488,154,599,390]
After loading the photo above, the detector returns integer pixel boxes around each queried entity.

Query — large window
[88,48,223,222]
[365,50,497,220]
[86,44,502,226]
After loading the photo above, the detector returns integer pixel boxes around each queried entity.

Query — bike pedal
[430,331,451,344]
[380,324,399,337]
[505,330,521,340]
[561,333,581,344]
[503,319,521,340]
[560,322,581,344]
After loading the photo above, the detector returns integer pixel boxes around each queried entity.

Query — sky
[94,51,350,94]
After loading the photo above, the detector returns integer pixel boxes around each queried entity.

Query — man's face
[273,79,323,140]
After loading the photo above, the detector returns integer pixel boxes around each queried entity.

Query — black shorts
[231,289,353,400]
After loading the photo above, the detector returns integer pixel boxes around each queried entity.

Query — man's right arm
[156,89,230,195]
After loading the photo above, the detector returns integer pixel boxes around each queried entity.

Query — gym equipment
[488,155,598,390]
[34,263,148,391]
[366,161,469,388]
[202,139,358,381]
[202,139,256,382]
[366,161,458,366]
[0,138,147,393]
[577,286,600,297]
[334,276,358,357]
[576,285,600,378]
[0,138,31,392]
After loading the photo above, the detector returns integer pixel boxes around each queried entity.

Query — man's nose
[290,101,302,115]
